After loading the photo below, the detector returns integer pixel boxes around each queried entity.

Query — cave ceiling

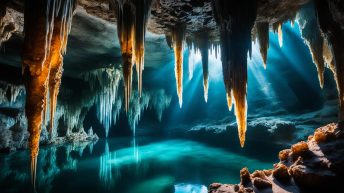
[1,0,315,77]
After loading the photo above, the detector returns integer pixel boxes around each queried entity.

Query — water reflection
[0,138,274,193]
[99,142,115,188]
[174,184,208,193]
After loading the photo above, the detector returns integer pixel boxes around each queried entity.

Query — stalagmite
[22,0,75,189]
[213,0,256,147]
[278,23,283,47]
[115,0,153,112]
[297,4,325,88]
[172,25,186,108]
[256,22,269,69]
[316,0,344,120]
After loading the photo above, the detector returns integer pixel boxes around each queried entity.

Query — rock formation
[1,0,342,149]
[115,0,153,112]
[209,122,344,193]
[315,0,344,121]
[172,24,185,108]
[21,0,76,189]
[0,1,343,190]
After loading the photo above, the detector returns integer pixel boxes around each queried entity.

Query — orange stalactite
[48,19,64,137]
[233,81,247,148]
[133,0,152,97]
[212,0,255,147]
[22,2,51,190]
[116,0,152,108]
[24,63,50,191]
[22,0,75,190]
[172,25,185,108]
[117,2,135,113]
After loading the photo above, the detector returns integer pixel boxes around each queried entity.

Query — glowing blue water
[0,137,274,193]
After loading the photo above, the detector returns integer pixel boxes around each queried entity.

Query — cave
[0,0,344,193]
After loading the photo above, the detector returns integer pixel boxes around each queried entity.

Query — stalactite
[95,68,121,137]
[188,48,194,80]
[297,5,325,88]
[133,0,152,97]
[116,0,153,111]
[172,25,186,108]
[278,23,283,47]
[150,89,172,121]
[188,44,200,80]
[256,22,269,69]
[45,21,62,137]
[112,98,122,126]
[316,0,344,120]
[0,81,24,104]
[226,91,232,111]
[22,0,75,189]
[128,91,150,135]
[323,37,343,119]
[126,89,171,133]
[199,34,209,103]
[323,38,334,70]
[212,0,256,147]
[83,67,122,137]
[117,2,135,113]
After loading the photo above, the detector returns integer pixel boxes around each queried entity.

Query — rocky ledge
[209,122,344,193]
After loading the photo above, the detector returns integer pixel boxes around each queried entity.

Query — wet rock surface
[209,122,344,193]
[2,0,310,43]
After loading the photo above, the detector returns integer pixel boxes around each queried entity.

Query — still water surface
[0,137,274,193]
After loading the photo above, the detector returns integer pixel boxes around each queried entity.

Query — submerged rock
[209,122,344,193]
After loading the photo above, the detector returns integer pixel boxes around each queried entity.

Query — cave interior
[0,0,344,193]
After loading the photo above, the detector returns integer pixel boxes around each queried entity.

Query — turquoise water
[0,137,274,193]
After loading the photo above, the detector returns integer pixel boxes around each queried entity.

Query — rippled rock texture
[209,122,344,193]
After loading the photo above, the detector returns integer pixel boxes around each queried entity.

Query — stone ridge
[209,122,344,193]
